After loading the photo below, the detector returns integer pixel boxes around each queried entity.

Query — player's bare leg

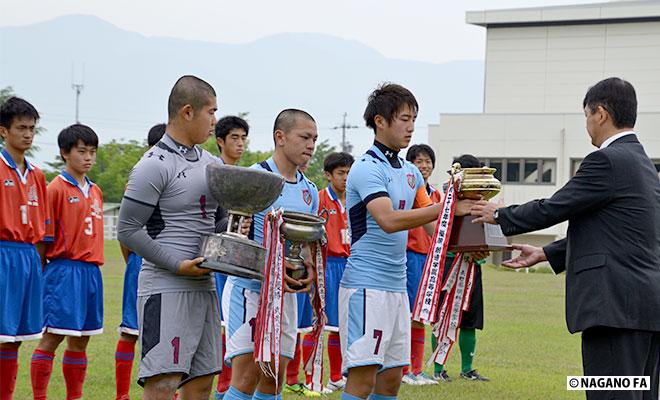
[345,365,378,399]
[66,335,90,352]
[228,353,261,394]
[35,333,65,352]
[143,373,182,400]
[373,366,403,397]
[179,375,214,400]
[255,357,289,395]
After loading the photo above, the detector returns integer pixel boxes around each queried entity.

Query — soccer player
[0,97,52,400]
[222,109,318,400]
[431,154,490,383]
[117,75,223,400]
[29,124,103,400]
[114,122,165,400]
[401,144,441,386]
[339,83,475,400]
[212,115,249,400]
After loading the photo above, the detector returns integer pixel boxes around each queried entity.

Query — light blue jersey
[229,157,319,291]
[340,143,424,292]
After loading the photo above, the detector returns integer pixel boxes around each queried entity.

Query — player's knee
[0,342,21,351]
[119,333,138,343]
[66,335,90,352]
[230,356,260,393]
[38,333,65,351]
[143,374,180,399]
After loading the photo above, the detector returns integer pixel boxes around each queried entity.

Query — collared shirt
[600,130,636,149]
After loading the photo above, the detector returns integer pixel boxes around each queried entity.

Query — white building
[428,0,660,260]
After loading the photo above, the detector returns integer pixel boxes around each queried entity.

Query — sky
[1,0,603,64]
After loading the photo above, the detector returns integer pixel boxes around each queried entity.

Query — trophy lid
[451,164,502,201]
[206,163,285,214]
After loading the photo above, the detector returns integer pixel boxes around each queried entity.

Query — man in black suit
[472,77,660,400]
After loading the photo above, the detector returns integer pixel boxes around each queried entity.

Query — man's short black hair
[323,152,354,173]
[453,154,483,169]
[167,75,216,121]
[0,97,40,128]
[147,123,166,147]
[364,83,418,133]
[215,116,249,141]
[273,109,315,134]
[58,124,99,153]
[583,77,637,129]
[406,144,435,168]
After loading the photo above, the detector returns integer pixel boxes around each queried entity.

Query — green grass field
[13,241,583,399]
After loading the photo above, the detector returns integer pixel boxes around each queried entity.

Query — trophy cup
[280,211,326,289]
[447,164,511,252]
[199,163,285,280]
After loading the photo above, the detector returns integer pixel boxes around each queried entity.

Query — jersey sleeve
[350,160,388,205]
[123,155,169,207]
[310,183,320,214]
[413,186,433,208]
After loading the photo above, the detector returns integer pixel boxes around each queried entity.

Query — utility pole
[333,112,358,153]
[71,64,84,123]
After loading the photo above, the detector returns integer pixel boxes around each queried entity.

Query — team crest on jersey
[406,173,416,189]
[27,184,39,206]
[302,189,312,205]
[3,179,14,187]
[91,199,102,219]
[68,196,80,203]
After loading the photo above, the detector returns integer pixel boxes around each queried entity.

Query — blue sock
[368,395,397,400]
[342,393,365,400]
[253,390,277,400]
[224,386,253,400]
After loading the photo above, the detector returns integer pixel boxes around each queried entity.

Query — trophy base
[448,215,512,252]
[199,233,265,280]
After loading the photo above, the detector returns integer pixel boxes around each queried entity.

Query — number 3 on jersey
[84,216,93,235]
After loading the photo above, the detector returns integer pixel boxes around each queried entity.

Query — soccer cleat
[283,383,321,397]
[460,369,490,381]
[415,372,439,385]
[402,372,423,385]
[433,370,453,382]
[323,377,347,393]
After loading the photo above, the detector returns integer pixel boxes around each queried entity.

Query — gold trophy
[447,164,511,252]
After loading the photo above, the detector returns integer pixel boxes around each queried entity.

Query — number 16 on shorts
[339,287,411,372]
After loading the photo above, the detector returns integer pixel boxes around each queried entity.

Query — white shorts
[339,287,410,374]
[222,279,298,365]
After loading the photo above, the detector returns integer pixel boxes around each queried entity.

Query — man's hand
[239,217,252,236]
[470,200,504,224]
[502,244,547,269]
[177,257,211,276]
[455,199,478,217]
[284,260,316,293]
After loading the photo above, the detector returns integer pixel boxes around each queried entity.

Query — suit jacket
[496,135,660,333]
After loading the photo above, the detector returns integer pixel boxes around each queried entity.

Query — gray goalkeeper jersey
[119,134,220,295]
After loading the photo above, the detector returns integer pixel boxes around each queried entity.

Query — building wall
[427,112,660,237]
[483,21,660,113]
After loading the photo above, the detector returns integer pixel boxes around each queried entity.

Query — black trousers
[582,326,660,400]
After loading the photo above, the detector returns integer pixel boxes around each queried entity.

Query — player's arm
[119,243,131,264]
[413,185,438,237]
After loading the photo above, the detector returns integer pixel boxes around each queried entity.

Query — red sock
[63,350,87,400]
[30,349,55,400]
[0,349,19,400]
[327,332,343,383]
[302,333,316,385]
[115,340,135,400]
[411,326,426,375]
[215,332,231,394]
[286,334,301,385]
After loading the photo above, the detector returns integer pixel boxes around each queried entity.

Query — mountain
[0,15,484,165]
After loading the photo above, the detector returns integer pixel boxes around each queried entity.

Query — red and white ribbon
[303,243,328,392]
[412,174,460,324]
[254,209,285,383]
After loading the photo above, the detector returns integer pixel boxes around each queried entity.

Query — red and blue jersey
[46,171,104,265]
[318,186,350,258]
[407,184,442,255]
[0,148,52,244]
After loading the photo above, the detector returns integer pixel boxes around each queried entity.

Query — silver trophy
[280,211,326,290]
[199,163,285,280]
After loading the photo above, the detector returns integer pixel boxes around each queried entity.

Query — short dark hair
[147,123,166,147]
[406,144,435,168]
[583,77,637,129]
[58,124,99,153]
[364,83,418,133]
[273,109,316,134]
[452,154,483,169]
[0,97,39,128]
[323,152,354,173]
[215,116,249,141]
[167,75,216,121]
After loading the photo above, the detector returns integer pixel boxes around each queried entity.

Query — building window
[652,159,660,178]
[571,158,583,177]
[482,158,556,185]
